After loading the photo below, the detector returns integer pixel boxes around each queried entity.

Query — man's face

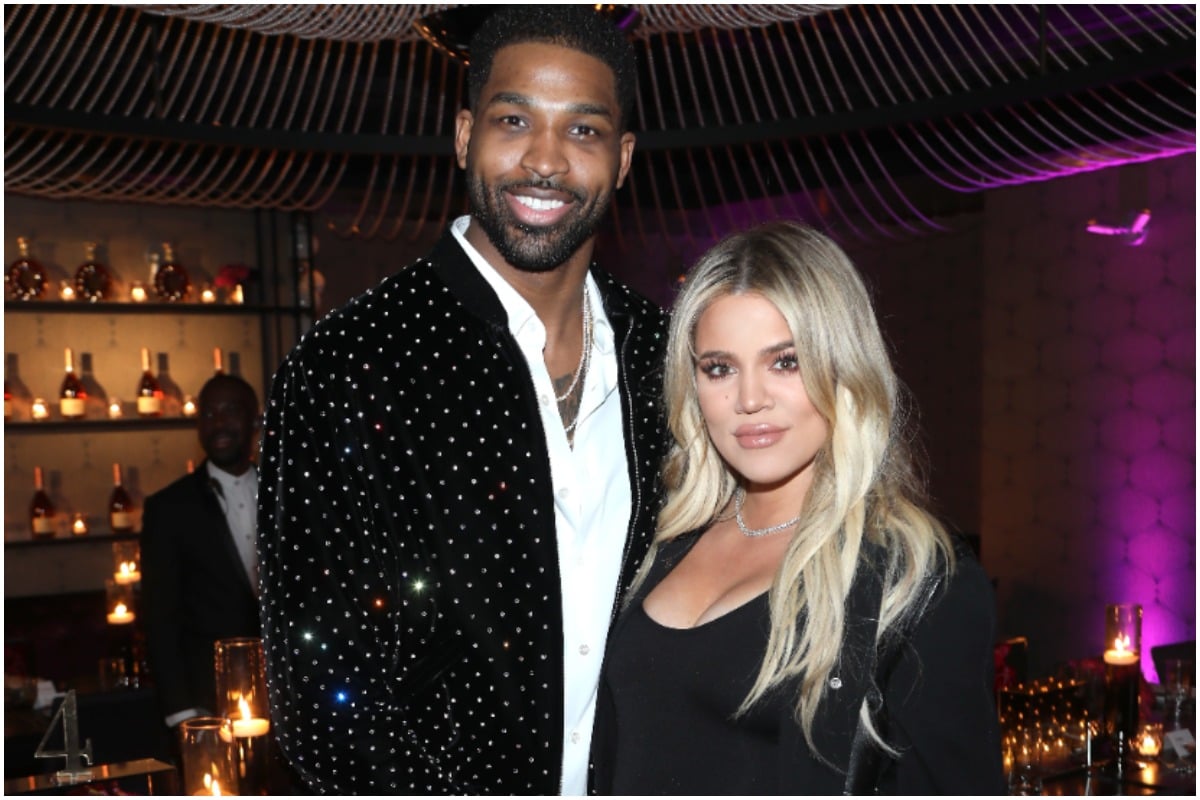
[455,41,635,272]
[198,381,258,472]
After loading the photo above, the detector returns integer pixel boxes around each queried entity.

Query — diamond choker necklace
[734,488,801,537]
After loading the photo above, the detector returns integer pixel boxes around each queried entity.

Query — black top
[605,593,784,795]
[591,530,1007,795]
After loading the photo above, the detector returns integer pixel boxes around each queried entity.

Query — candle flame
[113,602,128,615]
[119,562,133,575]
[238,695,252,721]
[1113,634,1131,654]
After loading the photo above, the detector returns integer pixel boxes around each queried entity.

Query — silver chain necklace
[554,284,592,403]
[734,487,801,537]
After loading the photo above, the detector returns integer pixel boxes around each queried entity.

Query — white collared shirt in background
[452,216,631,796]
[206,460,259,590]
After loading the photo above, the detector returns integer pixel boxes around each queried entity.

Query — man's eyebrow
[486,91,613,119]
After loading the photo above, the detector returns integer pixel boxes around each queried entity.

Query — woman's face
[693,291,829,497]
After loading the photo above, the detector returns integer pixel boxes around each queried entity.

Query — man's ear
[615,131,635,189]
[454,109,474,170]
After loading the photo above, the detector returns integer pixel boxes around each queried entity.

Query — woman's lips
[734,424,786,449]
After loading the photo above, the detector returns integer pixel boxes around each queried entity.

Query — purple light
[1086,208,1152,246]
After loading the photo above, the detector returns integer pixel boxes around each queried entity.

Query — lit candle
[1104,633,1139,666]
[195,773,223,796]
[108,398,124,419]
[223,696,270,739]
[130,282,148,303]
[200,285,217,304]
[182,396,198,417]
[1137,723,1163,757]
[59,281,76,301]
[230,284,244,304]
[114,561,141,584]
[106,601,135,625]
[31,398,49,420]
[72,514,88,536]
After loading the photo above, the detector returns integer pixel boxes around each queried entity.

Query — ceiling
[4,4,1195,245]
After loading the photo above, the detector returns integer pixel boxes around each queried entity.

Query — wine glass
[1162,658,1192,730]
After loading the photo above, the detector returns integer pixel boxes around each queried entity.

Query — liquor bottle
[59,347,87,419]
[4,370,12,421]
[109,463,135,534]
[74,241,112,302]
[135,347,163,417]
[153,242,191,302]
[186,459,195,474]
[6,236,47,301]
[30,466,56,539]
[212,347,224,375]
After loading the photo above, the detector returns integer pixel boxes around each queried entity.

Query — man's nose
[520,128,569,179]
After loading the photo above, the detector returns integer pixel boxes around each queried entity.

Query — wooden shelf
[5,418,197,434]
[5,300,307,316]
[5,530,140,549]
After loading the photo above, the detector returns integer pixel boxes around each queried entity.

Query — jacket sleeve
[882,553,1007,795]
[258,347,444,794]
[140,492,193,718]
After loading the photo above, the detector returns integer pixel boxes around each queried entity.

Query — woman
[593,222,1004,794]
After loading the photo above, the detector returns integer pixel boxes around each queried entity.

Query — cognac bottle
[212,346,224,375]
[109,463,135,534]
[74,241,112,302]
[59,347,87,419]
[30,466,56,539]
[6,236,47,301]
[135,347,163,417]
[153,242,191,302]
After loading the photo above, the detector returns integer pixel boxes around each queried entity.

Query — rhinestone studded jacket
[258,230,668,794]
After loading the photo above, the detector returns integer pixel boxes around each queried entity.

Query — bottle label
[32,517,55,535]
[4,398,10,419]
[110,511,134,530]
[137,396,161,415]
[60,397,85,418]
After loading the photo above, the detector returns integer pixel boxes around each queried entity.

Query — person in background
[592,221,1005,794]
[257,6,667,795]
[142,374,261,729]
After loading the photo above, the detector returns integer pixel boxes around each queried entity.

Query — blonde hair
[651,221,953,756]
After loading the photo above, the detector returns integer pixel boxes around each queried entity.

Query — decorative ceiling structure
[4,4,1195,245]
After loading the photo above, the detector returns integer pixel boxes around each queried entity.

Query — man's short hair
[466,5,637,131]
[199,373,259,411]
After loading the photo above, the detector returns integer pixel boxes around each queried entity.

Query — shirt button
[557,487,569,500]
[570,731,581,744]
[539,394,550,407]
[579,644,590,656]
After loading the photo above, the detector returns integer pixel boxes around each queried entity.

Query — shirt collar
[450,215,614,352]
[206,460,256,492]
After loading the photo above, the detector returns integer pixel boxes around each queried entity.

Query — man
[258,6,666,795]
[142,374,262,728]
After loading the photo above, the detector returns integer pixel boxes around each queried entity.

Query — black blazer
[141,462,261,718]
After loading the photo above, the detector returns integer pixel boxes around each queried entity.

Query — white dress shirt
[206,460,259,590]
[452,217,631,795]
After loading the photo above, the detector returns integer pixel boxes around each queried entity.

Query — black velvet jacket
[258,230,668,794]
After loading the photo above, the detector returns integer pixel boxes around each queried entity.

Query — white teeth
[514,195,565,211]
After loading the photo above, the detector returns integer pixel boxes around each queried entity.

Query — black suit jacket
[141,462,261,718]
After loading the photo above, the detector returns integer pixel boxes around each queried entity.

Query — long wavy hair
[649,220,953,755]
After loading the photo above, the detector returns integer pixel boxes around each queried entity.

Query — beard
[466,170,614,273]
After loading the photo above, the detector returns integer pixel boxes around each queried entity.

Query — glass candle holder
[130,281,147,303]
[71,513,88,536]
[1103,603,1142,763]
[31,397,49,420]
[214,637,271,794]
[105,578,136,625]
[112,541,141,585]
[200,284,217,304]
[179,716,238,796]
[182,396,198,417]
[107,398,124,419]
